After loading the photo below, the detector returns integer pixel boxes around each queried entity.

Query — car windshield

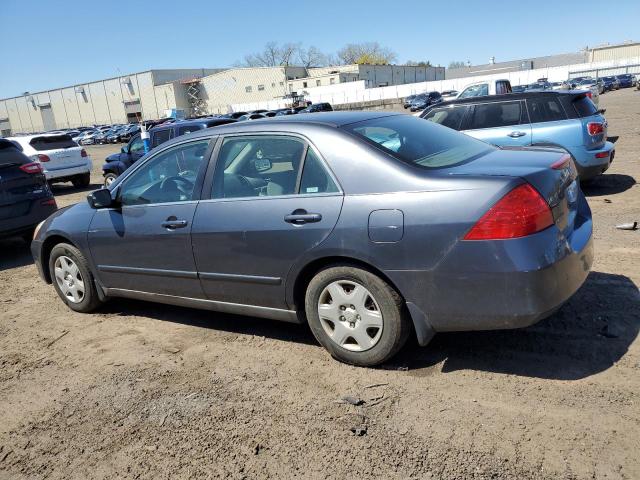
[342,115,493,169]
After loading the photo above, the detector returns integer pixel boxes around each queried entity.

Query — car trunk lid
[29,134,86,171]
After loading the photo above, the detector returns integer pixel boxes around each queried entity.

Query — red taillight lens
[464,184,554,240]
[40,198,57,207]
[37,154,50,162]
[81,149,88,157]
[595,151,609,159]
[19,162,44,174]
[585,91,592,98]
[587,122,604,136]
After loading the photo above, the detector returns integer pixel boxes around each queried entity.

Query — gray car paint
[32,112,593,346]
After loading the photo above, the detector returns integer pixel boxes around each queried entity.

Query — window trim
[113,136,216,208]
[202,131,343,202]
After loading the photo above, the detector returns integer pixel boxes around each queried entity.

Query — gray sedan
[31,112,593,366]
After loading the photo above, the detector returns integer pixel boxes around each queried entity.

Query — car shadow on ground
[100,299,318,346]
[582,174,636,196]
[395,271,639,380]
[0,238,33,271]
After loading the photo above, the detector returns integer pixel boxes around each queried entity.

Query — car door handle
[284,210,322,225]
[508,131,527,138]
[161,219,188,229]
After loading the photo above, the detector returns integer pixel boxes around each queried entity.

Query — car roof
[431,90,587,107]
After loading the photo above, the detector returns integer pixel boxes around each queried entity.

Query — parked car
[457,79,512,99]
[409,92,443,112]
[119,124,140,142]
[574,79,601,106]
[615,74,635,88]
[32,111,593,367]
[0,139,57,240]
[301,103,333,113]
[512,85,527,93]
[8,133,92,187]
[106,126,129,144]
[274,108,297,116]
[76,130,101,145]
[441,90,459,100]
[101,117,236,186]
[237,113,266,121]
[403,95,417,108]
[420,90,613,181]
[601,76,619,92]
[526,81,553,91]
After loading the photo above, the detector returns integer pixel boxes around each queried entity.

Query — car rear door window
[527,97,566,123]
[29,135,76,151]
[466,101,522,129]
[118,140,210,206]
[299,148,339,194]
[151,128,174,148]
[422,106,468,130]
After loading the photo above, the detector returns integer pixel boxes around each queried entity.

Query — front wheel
[305,266,411,367]
[103,172,118,187]
[49,243,103,313]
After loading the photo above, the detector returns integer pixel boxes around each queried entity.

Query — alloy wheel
[54,255,85,304]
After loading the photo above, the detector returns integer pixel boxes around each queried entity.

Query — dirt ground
[1,90,639,479]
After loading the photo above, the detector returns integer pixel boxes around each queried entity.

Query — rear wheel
[72,173,90,189]
[49,243,103,313]
[305,265,411,367]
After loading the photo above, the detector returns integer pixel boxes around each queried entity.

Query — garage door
[40,105,56,131]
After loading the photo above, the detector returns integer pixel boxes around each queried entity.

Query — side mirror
[87,188,115,209]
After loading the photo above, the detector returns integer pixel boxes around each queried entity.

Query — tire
[305,265,411,367]
[72,173,90,189]
[103,172,118,187]
[49,242,103,313]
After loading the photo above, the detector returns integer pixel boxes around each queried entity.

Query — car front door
[191,134,343,310]
[88,138,213,298]
[461,100,532,147]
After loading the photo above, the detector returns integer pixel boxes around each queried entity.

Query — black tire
[49,242,103,313]
[305,265,411,367]
[103,172,118,187]
[72,173,90,189]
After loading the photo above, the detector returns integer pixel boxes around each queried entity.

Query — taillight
[587,122,604,136]
[40,198,57,207]
[37,154,51,162]
[464,184,554,240]
[19,162,44,174]
[585,91,592,99]
[81,149,88,157]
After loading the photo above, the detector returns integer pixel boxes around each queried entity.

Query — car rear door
[461,100,532,147]
[527,95,581,148]
[88,138,213,298]
[191,134,343,310]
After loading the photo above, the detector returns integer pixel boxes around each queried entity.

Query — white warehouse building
[0,64,445,134]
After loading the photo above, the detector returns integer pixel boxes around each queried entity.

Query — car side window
[459,83,488,99]
[118,140,210,206]
[422,106,468,130]
[212,136,306,199]
[299,148,339,194]
[129,136,145,154]
[151,129,173,148]
[466,101,522,130]
[527,97,566,123]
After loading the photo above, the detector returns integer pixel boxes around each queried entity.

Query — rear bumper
[43,160,92,180]
[571,141,614,180]
[0,200,57,239]
[386,202,593,337]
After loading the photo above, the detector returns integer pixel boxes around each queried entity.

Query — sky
[1,0,639,98]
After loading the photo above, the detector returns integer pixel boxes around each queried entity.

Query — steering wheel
[159,175,194,194]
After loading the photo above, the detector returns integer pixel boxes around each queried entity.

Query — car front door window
[119,140,210,206]
[129,137,145,154]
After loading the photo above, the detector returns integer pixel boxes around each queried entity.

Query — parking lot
[0,88,638,479]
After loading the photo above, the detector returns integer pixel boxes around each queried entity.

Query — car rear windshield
[29,134,77,151]
[342,115,494,169]
[572,95,598,117]
[0,139,28,167]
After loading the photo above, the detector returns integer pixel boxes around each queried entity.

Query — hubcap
[317,280,383,352]
[105,176,115,187]
[54,255,85,304]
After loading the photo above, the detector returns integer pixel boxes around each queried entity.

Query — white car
[8,133,92,188]
[456,79,512,99]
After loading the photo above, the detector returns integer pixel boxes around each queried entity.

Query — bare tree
[406,60,433,67]
[448,60,467,69]
[337,42,397,65]
[238,42,308,68]
[297,46,329,68]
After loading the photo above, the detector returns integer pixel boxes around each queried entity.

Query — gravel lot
[1,90,639,479]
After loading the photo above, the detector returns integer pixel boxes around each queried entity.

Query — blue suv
[420,91,614,180]
[101,117,235,186]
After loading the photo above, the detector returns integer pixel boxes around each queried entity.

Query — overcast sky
[1,0,639,98]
